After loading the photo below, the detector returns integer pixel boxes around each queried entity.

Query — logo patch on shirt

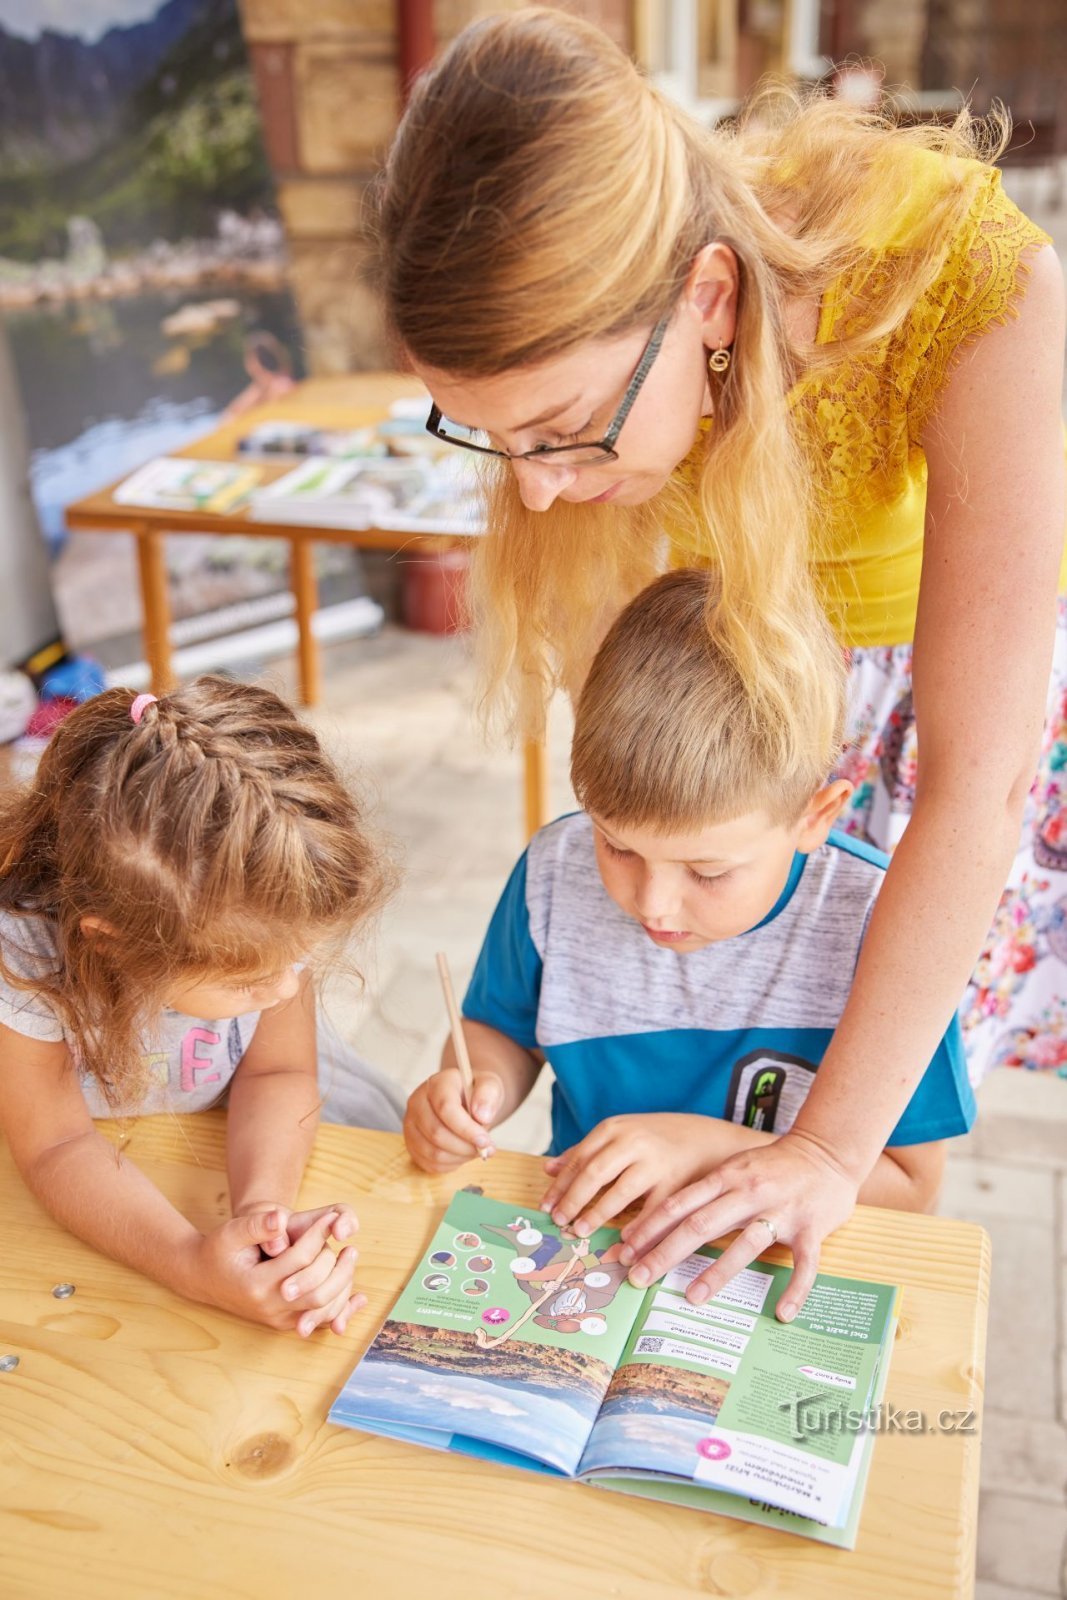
[724,1050,819,1133]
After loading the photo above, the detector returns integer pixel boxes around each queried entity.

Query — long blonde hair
[376,7,1006,761]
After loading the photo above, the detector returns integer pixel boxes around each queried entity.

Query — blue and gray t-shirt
[463,812,975,1156]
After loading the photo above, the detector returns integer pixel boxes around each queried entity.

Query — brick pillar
[239,0,632,375]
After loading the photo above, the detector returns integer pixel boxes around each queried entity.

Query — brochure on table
[330,1191,900,1547]
[113,456,263,514]
[249,455,484,535]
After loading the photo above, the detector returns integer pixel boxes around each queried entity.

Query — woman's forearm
[791,786,1022,1180]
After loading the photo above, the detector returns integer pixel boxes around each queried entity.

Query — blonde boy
[405,569,974,1229]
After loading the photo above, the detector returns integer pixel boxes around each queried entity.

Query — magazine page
[578,1246,898,1529]
[249,457,432,528]
[113,456,262,513]
[373,455,486,536]
[329,1192,649,1477]
[586,1320,898,1550]
[237,420,388,460]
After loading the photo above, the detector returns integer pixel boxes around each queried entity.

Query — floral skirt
[834,603,1067,1084]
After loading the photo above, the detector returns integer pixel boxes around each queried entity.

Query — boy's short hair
[571,568,848,830]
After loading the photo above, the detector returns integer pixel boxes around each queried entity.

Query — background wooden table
[0,1119,988,1599]
[63,373,549,837]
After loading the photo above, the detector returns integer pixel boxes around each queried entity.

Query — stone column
[0,315,61,669]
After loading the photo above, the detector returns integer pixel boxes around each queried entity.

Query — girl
[0,678,401,1337]
[376,9,1066,1312]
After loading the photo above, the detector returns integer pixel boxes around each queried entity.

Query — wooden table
[63,373,549,838]
[0,1119,989,1599]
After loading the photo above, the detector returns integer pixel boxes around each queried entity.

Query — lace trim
[790,172,1051,532]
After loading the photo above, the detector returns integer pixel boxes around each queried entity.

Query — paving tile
[976,1491,1067,1593]
[976,1585,1055,1600]
[982,1216,1057,1421]
[968,1070,1067,1168]
[939,1156,1056,1226]
[979,1410,1067,1503]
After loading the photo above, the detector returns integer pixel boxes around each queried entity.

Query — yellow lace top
[684,150,1056,649]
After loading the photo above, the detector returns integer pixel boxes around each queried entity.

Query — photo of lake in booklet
[329,1192,901,1547]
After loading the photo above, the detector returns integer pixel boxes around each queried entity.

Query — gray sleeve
[0,913,65,1043]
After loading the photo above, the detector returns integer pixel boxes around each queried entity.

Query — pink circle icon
[696,1436,731,1462]
[482,1307,510,1326]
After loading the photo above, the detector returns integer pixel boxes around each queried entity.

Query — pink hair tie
[130,693,157,724]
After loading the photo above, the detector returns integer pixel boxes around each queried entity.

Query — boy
[405,569,975,1232]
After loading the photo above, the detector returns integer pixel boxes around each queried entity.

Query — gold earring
[708,341,732,375]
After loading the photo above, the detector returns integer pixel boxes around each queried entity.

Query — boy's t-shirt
[463,813,976,1155]
[0,910,259,1117]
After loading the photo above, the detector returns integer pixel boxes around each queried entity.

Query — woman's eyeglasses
[425,312,672,466]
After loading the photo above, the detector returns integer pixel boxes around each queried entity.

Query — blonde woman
[377,8,1066,1313]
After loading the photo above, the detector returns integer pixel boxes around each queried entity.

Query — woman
[376,8,1065,1314]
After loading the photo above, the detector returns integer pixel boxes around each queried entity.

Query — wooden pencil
[435,951,490,1160]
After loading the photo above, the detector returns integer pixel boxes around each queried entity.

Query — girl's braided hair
[0,677,393,1106]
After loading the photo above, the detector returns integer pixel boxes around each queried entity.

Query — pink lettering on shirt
[180,1027,222,1094]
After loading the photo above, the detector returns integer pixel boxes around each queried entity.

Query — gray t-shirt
[0,910,259,1117]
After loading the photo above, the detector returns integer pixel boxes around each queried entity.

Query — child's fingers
[539,1137,595,1212]
[468,1071,506,1127]
[234,1207,291,1257]
[404,1122,472,1174]
[428,1079,495,1153]
[293,1251,359,1336]
[571,1169,652,1235]
[329,1205,359,1242]
[330,1293,368,1337]
[264,1209,340,1279]
[544,1141,622,1226]
[283,1243,356,1308]
[298,1284,351,1339]
[404,1084,464,1157]
[287,1203,359,1245]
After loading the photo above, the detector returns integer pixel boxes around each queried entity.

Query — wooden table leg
[291,538,321,708]
[523,736,548,839]
[134,527,175,693]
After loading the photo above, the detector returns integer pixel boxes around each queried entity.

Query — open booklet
[113,456,263,513]
[329,1192,900,1547]
[248,455,485,535]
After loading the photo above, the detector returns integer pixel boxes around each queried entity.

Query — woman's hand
[190,1207,364,1336]
[619,1130,860,1321]
[539,1114,745,1235]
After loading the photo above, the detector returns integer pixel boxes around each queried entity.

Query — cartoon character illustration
[474,1218,630,1348]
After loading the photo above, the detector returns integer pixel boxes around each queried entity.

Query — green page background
[614,1247,896,1466]
[388,1191,649,1368]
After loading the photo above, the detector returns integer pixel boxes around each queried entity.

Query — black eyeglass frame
[424,310,673,464]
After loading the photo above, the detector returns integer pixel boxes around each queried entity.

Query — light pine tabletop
[0,1117,989,1600]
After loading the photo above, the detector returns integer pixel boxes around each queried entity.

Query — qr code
[636,1337,664,1353]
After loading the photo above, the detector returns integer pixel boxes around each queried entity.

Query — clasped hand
[197,1202,364,1336]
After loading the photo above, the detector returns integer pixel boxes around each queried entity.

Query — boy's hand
[404,1066,503,1171]
[190,1208,364,1336]
[540,1114,735,1235]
